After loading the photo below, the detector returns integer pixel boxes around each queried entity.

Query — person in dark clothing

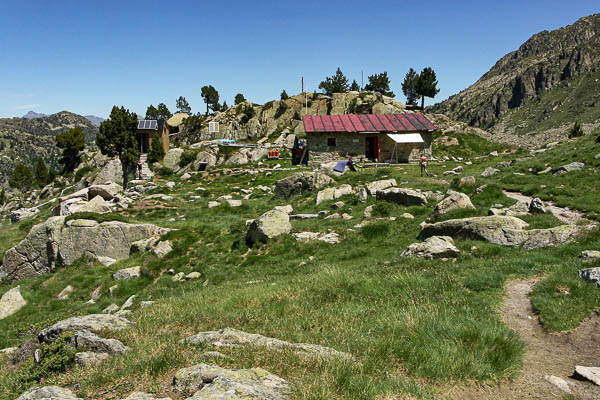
[137,159,143,180]
[347,157,357,172]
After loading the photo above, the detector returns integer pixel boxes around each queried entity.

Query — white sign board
[209,121,219,133]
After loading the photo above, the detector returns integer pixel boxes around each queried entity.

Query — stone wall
[308,132,432,163]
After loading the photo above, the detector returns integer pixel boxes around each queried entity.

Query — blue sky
[0,0,598,118]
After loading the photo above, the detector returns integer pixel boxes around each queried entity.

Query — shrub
[74,165,94,183]
[240,105,255,124]
[361,222,390,239]
[17,332,76,384]
[148,133,166,164]
[179,150,196,168]
[568,121,584,138]
[274,101,289,119]
[371,201,400,217]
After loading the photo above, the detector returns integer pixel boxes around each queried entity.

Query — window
[327,137,336,147]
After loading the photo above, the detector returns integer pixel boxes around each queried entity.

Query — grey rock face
[431,192,475,218]
[274,172,332,199]
[418,215,583,249]
[92,159,123,185]
[74,351,109,367]
[173,363,290,399]
[38,314,132,343]
[184,327,352,361]
[401,236,460,260]
[10,207,39,223]
[574,365,600,385]
[376,188,427,206]
[246,208,291,245]
[0,286,26,320]
[481,167,500,177]
[578,267,600,286]
[16,386,82,400]
[316,184,352,205]
[1,216,169,283]
[162,148,184,170]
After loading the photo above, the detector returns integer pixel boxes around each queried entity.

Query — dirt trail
[444,278,600,399]
[503,190,590,225]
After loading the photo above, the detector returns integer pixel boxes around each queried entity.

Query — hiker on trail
[347,157,357,172]
[137,159,143,180]
[420,154,429,177]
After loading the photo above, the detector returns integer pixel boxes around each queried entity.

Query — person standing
[137,159,143,180]
[420,154,429,177]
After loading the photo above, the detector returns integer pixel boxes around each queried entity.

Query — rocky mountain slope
[429,13,600,146]
[0,111,98,184]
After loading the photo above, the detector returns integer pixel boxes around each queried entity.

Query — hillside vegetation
[1,130,599,399]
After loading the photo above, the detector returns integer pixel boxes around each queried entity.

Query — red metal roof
[302,113,437,133]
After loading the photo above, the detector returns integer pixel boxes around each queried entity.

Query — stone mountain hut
[302,113,437,162]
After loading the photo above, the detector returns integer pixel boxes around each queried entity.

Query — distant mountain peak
[22,111,47,119]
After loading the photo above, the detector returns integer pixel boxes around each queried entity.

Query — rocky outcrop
[418,215,584,249]
[401,236,460,259]
[162,148,184,170]
[366,179,397,195]
[553,162,585,175]
[246,208,291,245]
[376,188,428,206]
[431,192,475,218]
[173,363,290,399]
[274,172,333,199]
[1,217,169,283]
[92,159,122,185]
[0,286,26,320]
[184,327,352,360]
[10,207,39,223]
[315,184,352,205]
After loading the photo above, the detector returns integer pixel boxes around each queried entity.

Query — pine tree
[34,157,50,187]
[402,68,420,106]
[97,106,139,189]
[318,67,350,96]
[55,127,85,173]
[364,72,394,97]
[9,163,34,191]
[0,188,5,205]
[156,103,172,120]
[415,67,440,110]
[148,133,165,164]
[568,121,584,138]
[221,101,228,111]
[280,90,289,100]
[201,85,220,116]
[145,104,159,120]
[234,93,246,105]
[176,96,191,114]
[350,80,360,91]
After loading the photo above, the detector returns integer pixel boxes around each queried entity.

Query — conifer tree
[318,67,350,96]
[9,163,34,191]
[56,127,85,173]
[34,157,50,187]
[364,72,394,97]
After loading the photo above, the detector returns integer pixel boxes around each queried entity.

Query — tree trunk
[421,95,425,111]
[122,162,129,190]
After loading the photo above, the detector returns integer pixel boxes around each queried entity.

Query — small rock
[172,272,185,282]
[342,213,353,220]
[74,351,109,367]
[90,286,102,300]
[578,267,600,286]
[574,365,600,385]
[97,256,117,266]
[103,304,120,314]
[580,250,600,262]
[544,375,571,393]
[226,199,242,207]
[16,386,82,400]
[489,151,498,157]
[529,198,546,214]
[186,272,201,280]
[331,201,345,209]
[401,213,414,219]
[108,285,118,296]
[180,172,191,180]
[325,213,341,220]
[139,301,155,308]
[0,286,27,320]
[207,201,220,208]
[401,236,460,260]
[57,285,74,300]
[458,176,476,187]
[481,167,500,177]
[152,241,172,258]
[166,181,176,190]
[113,266,141,281]
[120,295,136,310]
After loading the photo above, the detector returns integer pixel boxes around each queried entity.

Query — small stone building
[303,113,437,162]
[136,120,170,154]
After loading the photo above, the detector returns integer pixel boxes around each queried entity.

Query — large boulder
[274,172,333,199]
[0,286,26,320]
[316,184,352,205]
[172,363,290,399]
[418,215,583,249]
[38,314,132,343]
[246,208,291,245]
[71,330,129,354]
[92,159,123,185]
[366,179,396,195]
[162,148,184,170]
[431,192,475,218]
[72,195,112,214]
[376,188,427,206]
[16,386,82,400]
[1,217,169,283]
[578,267,600,286]
[553,162,585,175]
[87,182,123,201]
[401,236,460,260]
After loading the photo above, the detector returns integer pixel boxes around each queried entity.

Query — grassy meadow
[0,131,599,399]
